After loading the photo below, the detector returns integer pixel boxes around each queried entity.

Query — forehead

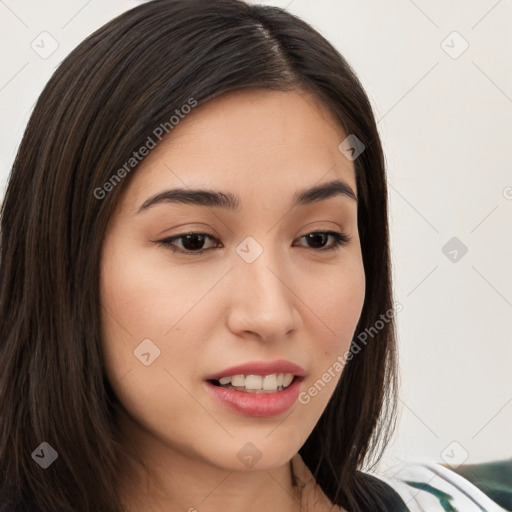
[119,88,356,210]
[166,87,347,157]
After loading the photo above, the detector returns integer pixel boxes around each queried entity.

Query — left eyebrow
[137,178,357,214]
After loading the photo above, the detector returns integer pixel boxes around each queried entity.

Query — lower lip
[204,378,303,418]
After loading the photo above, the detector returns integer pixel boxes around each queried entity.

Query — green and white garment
[374,458,512,511]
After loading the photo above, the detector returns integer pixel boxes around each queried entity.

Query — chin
[202,434,303,472]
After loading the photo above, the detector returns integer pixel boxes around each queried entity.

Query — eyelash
[156,230,351,256]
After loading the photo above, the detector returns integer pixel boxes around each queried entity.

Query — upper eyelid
[161,230,347,240]
[158,230,351,248]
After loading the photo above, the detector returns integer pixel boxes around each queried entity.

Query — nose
[226,243,298,342]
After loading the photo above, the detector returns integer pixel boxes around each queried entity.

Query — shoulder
[368,457,512,511]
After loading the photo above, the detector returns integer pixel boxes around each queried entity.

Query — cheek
[303,253,365,349]
[99,236,169,384]
[99,235,216,404]
[297,254,365,408]
[99,236,199,341]
[99,243,205,446]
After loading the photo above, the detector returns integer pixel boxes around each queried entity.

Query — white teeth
[214,373,296,392]
[282,374,294,387]
[245,375,263,390]
[231,375,245,387]
[262,374,277,390]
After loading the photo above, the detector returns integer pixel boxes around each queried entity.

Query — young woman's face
[100,88,365,474]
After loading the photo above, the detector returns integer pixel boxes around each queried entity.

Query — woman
[0,0,509,511]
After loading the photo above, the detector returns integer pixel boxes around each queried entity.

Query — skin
[99,87,365,512]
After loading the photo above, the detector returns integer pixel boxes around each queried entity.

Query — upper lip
[204,359,306,381]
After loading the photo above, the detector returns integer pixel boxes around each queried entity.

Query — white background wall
[1,0,511,472]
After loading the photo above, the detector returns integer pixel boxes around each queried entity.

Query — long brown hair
[0,1,402,510]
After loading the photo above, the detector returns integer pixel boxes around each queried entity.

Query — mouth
[204,374,305,417]
[203,359,306,417]
[207,373,300,394]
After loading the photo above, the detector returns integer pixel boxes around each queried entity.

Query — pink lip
[203,359,306,418]
[204,359,306,381]
[204,377,304,417]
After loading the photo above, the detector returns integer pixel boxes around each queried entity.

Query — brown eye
[157,233,220,255]
[296,231,351,251]
[156,230,350,256]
